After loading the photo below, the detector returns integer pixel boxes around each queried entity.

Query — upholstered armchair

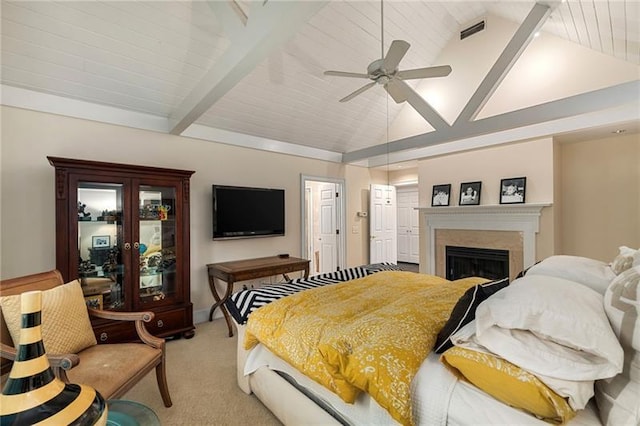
[0,270,172,407]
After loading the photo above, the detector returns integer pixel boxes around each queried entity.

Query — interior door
[317,183,337,273]
[397,189,419,264]
[303,178,343,275]
[369,184,397,264]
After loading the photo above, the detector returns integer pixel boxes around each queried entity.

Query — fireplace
[418,204,550,282]
[446,246,509,281]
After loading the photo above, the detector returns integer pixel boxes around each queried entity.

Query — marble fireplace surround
[419,204,550,281]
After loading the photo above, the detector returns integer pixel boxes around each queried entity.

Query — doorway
[301,175,346,275]
[396,186,419,264]
[369,184,397,264]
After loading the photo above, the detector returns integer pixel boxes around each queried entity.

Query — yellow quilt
[244,271,488,425]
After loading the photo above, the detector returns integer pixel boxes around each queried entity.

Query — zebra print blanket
[225,263,400,325]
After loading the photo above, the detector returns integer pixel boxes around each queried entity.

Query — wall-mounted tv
[212,185,285,240]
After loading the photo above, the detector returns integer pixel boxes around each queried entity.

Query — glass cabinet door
[77,183,125,310]
[137,185,177,305]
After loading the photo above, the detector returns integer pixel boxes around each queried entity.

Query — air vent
[460,20,485,40]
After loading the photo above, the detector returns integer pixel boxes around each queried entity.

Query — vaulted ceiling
[1,1,638,167]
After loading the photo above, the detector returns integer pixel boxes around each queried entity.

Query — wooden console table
[206,256,310,336]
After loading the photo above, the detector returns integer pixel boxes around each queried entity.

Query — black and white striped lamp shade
[0,290,108,425]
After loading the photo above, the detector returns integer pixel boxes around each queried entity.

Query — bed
[226,250,640,426]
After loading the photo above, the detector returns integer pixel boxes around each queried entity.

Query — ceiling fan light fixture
[324,2,452,106]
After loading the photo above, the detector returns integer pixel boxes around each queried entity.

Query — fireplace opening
[446,246,509,281]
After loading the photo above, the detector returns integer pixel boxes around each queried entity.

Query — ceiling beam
[168,0,328,135]
[455,2,552,125]
[342,80,640,163]
[396,80,450,131]
[342,1,565,163]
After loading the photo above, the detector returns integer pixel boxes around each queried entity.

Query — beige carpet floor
[122,319,282,425]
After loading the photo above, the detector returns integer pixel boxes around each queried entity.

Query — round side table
[107,400,160,426]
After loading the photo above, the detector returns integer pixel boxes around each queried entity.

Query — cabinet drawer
[93,321,136,344]
[145,308,189,337]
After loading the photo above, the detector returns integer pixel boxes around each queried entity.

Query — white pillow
[595,265,640,426]
[525,255,615,294]
[474,275,623,381]
[449,321,596,410]
[610,246,638,275]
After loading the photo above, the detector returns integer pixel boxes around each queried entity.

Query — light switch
[352,225,359,234]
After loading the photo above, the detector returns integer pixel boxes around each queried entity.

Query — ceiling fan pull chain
[380,0,384,59]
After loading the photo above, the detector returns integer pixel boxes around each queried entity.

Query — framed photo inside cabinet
[84,294,103,310]
[431,184,451,207]
[459,181,482,205]
[92,235,110,248]
[500,177,526,204]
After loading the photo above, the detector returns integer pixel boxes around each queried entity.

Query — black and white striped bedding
[225,263,401,325]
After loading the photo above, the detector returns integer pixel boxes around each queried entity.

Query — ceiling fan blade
[384,79,408,103]
[397,65,452,80]
[383,40,410,72]
[339,81,377,102]
[324,70,370,79]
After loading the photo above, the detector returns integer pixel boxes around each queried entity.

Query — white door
[397,189,419,263]
[369,184,397,264]
[317,183,337,273]
[302,175,345,274]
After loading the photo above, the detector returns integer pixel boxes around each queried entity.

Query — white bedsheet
[245,343,398,425]
[244,343,603,425]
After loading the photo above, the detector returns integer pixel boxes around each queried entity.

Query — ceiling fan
[324,1,452,105]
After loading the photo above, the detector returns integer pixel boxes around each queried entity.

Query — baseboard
[193,308,223,325]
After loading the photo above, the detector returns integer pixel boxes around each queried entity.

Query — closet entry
[397,187,419,264]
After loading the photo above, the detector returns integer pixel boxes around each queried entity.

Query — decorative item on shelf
[158,205,171,221]
[97,210,119,223]
[91,235,110,248]
[147,252,162,269]
[109,282,123,309]
[139,204,171,220]
[0,290,108,425]
[78,202,92,221]
[101,247,120,274]
[79,259,96,276]
[84,293,103,310]
[431,184,451,207]
[500,177,526,204]
[159,248,176,272]
[459,181,482,206]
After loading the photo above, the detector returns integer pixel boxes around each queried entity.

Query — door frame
[300,175,346,271]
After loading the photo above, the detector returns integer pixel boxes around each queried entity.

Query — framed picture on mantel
[500,177,526,204]
[459,181,481,206]
[431,184,451,207]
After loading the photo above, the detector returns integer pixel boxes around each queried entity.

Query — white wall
[0,106,376,322]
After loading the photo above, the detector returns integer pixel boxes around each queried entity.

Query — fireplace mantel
[418,203,551,276]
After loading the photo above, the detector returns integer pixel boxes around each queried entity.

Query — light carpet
[123,319,281,425]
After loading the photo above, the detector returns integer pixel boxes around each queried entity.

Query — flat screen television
[212,185,285,240]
